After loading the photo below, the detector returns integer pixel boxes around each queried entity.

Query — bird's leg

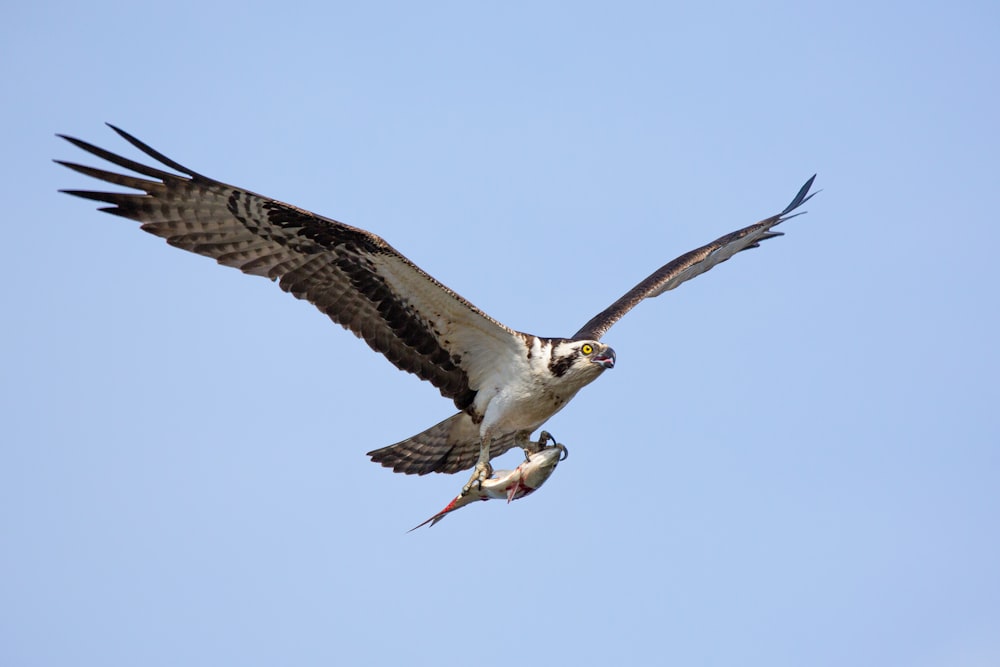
[461,435,494,496]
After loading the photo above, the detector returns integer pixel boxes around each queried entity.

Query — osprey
[57,125,816,494]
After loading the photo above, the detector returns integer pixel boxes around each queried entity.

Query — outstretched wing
[57,125,526,411]
[573,176,817,340]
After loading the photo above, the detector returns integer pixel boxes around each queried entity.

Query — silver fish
[410,440,567,531]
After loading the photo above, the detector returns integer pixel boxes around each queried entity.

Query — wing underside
[57,125,525,410]
[574,176,817,340]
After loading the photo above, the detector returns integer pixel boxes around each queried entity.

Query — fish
[409,439,568,531]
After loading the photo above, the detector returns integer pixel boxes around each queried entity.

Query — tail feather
[367,412,517,475]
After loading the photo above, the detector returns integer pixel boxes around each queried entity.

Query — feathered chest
[472,336,603,429]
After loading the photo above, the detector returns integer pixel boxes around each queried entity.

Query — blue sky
[3,1,998,665]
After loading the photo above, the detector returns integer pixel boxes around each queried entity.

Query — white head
[547,339,616,386]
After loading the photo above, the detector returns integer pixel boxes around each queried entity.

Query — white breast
[474,337,593,438]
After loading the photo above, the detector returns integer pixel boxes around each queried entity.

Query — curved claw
[536,432,567,460]
[461,460,493,496]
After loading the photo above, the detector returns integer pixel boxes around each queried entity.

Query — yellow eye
[581,344,594,355]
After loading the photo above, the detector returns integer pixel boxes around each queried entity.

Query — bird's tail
[367,412,518,475]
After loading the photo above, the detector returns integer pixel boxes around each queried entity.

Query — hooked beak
[593,347,616,369]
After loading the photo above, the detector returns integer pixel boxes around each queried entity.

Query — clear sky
[3,1,998,666]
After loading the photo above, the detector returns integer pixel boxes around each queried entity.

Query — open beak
[593,347,616,369]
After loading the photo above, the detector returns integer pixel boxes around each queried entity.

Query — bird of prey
[57,125,816,494]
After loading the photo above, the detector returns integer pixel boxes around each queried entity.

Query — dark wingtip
[101,123,204,178]
[105,123,137,145]
[781,174,818,215]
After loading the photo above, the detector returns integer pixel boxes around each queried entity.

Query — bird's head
[548,339,616,384]
[584,341,616,370]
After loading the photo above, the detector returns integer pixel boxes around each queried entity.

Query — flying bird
[57,125,816,494]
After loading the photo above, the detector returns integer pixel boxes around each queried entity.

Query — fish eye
[581,343,594,355]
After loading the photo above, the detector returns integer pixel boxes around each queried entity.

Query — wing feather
[367,412,520,475]
[574,175,817,340]
[58,125,526,410]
